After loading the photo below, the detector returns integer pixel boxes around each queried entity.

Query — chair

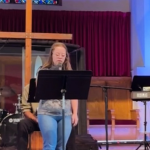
[87,109,140,140]
[87,109,115,140]
[114,109,140,139]
[28,130,43,150]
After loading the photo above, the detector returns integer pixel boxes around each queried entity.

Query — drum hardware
[13,103,21,114]
[13,94,22,114]
[0,93,23,146]
[0,113,23,147]
[0,109,9,124]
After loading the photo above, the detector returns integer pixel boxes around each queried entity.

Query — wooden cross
[0,0,72,86]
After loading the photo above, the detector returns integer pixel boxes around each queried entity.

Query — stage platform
[98,139,150,145]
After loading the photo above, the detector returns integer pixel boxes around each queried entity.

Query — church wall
[0,0,130,12]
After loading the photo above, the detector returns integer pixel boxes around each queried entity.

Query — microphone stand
[59,64,66,150]
[50,63,65,149]
[90,85,131,150]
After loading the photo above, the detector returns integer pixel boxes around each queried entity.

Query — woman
[37,42,78,150]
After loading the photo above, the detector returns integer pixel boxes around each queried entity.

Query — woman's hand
[71,113,78,126]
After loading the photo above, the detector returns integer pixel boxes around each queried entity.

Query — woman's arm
[71,99,78,115]
[71,99,78,126]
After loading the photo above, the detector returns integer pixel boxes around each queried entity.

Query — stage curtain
[0,10,131,76]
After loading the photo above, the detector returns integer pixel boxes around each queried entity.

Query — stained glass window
[0,0,10,3]
[0,0,60,5]
[33,0,58,4]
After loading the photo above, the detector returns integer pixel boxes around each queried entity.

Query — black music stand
[28,78,39,103]
[28,70,92,150]
[131,76,150,150]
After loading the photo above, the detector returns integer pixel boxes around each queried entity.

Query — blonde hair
[41,42,72,70]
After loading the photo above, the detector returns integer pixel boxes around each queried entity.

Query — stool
[28,131,43,150]
[28,127,76,150]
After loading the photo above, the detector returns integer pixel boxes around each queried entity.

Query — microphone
[50,63,62,70]
[58,63,62,70]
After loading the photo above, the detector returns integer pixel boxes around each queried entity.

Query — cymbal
[0,86,16,97]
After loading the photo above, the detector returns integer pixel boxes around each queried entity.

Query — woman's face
[52,46,66,65]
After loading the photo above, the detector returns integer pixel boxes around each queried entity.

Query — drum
[0,109,9,122]
[0,114,23,146]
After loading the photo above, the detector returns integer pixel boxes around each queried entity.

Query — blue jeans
[37,114,72,150]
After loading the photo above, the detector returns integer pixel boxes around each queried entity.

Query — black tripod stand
[136,101,150,150]
[131,75,150,150]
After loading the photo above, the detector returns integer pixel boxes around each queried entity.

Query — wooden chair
[87,109,140,140]
[131,109,140,138]
[28,131,43,150]
[87,109,115,140]
[114,109,140,138]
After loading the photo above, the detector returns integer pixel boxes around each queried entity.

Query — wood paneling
[87,77,132,120]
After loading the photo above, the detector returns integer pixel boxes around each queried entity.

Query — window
[0,0,62,5]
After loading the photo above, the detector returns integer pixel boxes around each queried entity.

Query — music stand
[131,76,150,150]
[28,78,39,103]
[28,70,92,150]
